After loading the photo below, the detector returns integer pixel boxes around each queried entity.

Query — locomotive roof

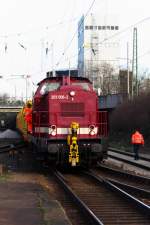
[37,76,92,85]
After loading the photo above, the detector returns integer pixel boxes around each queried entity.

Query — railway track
[108,147,150,162]
[0,142,26,153]
[54,170,150,225]
[107,147,150,171]
[0,141,34,172]
[94,165,150,192]
[91,167,150,207]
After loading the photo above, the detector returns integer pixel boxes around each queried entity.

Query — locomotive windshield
[40,82,60,94]
[71,82,90,91]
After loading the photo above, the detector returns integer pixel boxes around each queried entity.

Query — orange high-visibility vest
[24,108,32,121]
[24,107,32,133]
[131,131,144,145]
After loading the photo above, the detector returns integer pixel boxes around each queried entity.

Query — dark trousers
[133,144,140,160]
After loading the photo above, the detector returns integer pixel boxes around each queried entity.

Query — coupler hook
[67,122,79,166]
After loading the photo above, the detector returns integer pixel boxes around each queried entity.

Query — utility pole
[90,14,99,89]
[132,27,138,97]
[51,42,55,77]
[41,39,44,74]
[69,61,71,78]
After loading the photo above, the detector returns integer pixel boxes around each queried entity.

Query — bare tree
[97,62,119,95]
[0,93,9,105]
[0,93,24,106]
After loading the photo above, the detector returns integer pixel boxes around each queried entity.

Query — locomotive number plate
[51,95,69,100]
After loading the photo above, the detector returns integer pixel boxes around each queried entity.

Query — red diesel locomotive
[17,75,108,167]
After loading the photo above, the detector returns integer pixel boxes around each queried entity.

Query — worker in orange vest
[131,130,144,160]
[24,101,32,133]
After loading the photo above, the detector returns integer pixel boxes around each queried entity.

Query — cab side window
[40,82,60,95]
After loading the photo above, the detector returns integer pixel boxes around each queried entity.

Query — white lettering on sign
[51,95,69,100]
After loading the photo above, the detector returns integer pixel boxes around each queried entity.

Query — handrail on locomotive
[32,110,108,138]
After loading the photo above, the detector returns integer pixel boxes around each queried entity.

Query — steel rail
[54,170,104,225]
[0,144,11,149]
[105,178,150,198]
[108,147,150,162]
[0,144,26,154]
[98,164,150,184]
[107,150,150,171]
[84,171,150,216]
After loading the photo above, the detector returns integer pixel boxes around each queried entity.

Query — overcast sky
[0,0,150,98]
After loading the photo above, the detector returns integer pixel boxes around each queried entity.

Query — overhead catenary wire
[0,17,78,39]
[138,50,150,59]
[1,5,150,76]
[58,15,150,66]
[0,16,79,54]
[62,0,77,59]
[96,16,150,46]
[2,11,150,58]
[55,0,97,67]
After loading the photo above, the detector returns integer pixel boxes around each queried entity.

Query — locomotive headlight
[89,130,95,136]
[51,130,56,136]
[70,91,75,96]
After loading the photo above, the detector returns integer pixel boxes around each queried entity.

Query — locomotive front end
[32,76,108,167]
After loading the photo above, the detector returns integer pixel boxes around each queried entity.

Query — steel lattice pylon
[132,27,138,97]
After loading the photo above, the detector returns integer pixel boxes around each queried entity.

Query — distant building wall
[78,13,120,84]
[78,16,85,77]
